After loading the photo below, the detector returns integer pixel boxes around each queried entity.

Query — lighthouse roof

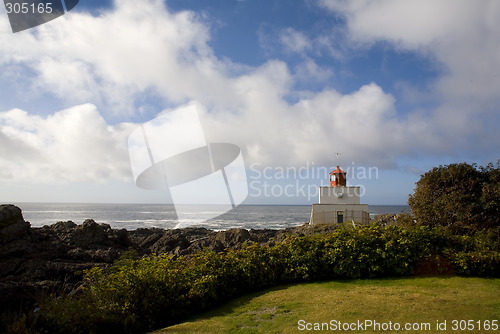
[329,165,346,175]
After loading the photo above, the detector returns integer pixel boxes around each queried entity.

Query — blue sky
[0,0,498,205]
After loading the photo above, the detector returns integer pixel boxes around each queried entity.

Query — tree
[480,162,500,228]
[408,161,499,231]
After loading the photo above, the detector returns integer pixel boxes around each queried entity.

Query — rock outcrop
[0,204,339,313]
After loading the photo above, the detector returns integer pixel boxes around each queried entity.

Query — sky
[0,0,499,205]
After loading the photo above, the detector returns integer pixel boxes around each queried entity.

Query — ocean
[14,203,410,231]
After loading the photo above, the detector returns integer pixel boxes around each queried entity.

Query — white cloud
[0,104,134,183]
[202,71,407,168]
[0,0,498,193]
[0,0,235,114]
[0,5,11,34]
[320,0,468,48]
[320,0,500,104]
[294,58,334,83]
[279,27,312,54]
[319,0,500,156]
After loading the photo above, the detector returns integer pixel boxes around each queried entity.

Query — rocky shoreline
[0,204,339,313]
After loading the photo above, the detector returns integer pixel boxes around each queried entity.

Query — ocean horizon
[11,202,410,231]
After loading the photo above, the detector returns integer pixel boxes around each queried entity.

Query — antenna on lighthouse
[335,152,342,166]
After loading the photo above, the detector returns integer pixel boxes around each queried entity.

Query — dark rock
[0,204,25,228]
[138,231,164,249]
[215,228,251,248]
[248,229,279,243]
[0,258,23,278]
[107,228,130,246]
[150,234,189,254]
[72,219,111,246]
[50,220,77,231]
[1,204,334,315]
[129,228,164,249]
[0,239,32,257]
[0,204,30,243]
[183,237,224,255]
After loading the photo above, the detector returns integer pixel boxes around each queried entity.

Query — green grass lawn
[151,277,500,334]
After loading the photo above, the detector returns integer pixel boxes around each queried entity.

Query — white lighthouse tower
[310,166,370,225]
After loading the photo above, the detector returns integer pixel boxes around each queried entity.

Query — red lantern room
[329,165,346,187]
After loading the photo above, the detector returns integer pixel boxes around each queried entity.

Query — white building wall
[319,186,361,204]
[310,203,370,225]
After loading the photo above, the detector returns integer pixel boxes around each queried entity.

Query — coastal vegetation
[8,223,499,333]
[409,161,500,231]
[4,161,500,333]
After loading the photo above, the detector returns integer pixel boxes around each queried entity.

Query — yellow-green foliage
[15,224,500,334]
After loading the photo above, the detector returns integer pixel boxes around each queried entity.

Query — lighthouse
[330,165,346,187]
[310,165,370,225]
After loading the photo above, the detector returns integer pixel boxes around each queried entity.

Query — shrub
[408,161,500,231]
[449,251,500,277]
[11,224,500,334]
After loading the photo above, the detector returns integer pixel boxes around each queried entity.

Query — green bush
[408,161,500,231]
[450,250,500,276]
[11,224,500,334]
